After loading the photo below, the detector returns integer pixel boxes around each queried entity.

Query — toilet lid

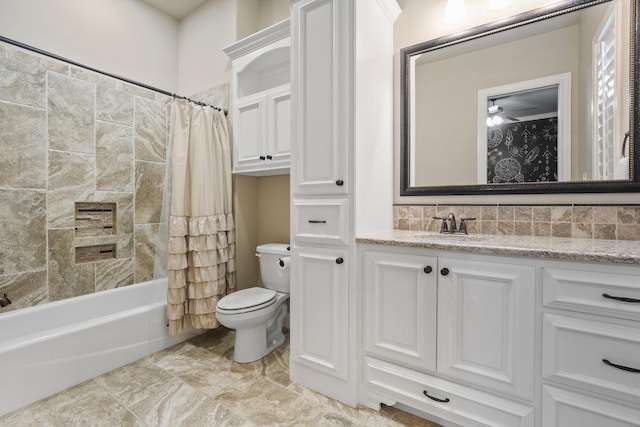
[217,287,277,312]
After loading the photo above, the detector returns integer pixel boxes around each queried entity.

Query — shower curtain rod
[0,35,227,114]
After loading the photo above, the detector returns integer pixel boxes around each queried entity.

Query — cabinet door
[437,258,535,400]
[234,96,265,172]
[291,0,348,196]
[290,245,349,382]
[266,86,291,167]
[362,249,437,372]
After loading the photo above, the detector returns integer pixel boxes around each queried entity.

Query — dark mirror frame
[400,0,639,196]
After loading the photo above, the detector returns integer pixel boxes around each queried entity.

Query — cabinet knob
[423,266,432,274]
[440,268,449,276]
[335,257,344,265]
[336,179,344,186]
[259,155,266,160]
[266,155,273,160]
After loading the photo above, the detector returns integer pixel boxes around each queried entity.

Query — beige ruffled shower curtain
[166,99,236,336]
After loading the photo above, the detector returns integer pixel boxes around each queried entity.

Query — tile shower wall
[394,205,640,241]
[0,42,170,311]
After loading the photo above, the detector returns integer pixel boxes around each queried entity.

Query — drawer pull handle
[602,293,640,303]
[423,390,450,403]
[424,266,432,274]
[266,155,273,160]
[602,359,640,373]
[308,220,327,224]
[335,257,344,264]
[259,155,266,160]
[336,179,344,186]
[440,268,449,276]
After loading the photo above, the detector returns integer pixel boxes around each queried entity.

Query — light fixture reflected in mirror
[486,102,505,127]
[488,0,512,10]
[444,0,467,24]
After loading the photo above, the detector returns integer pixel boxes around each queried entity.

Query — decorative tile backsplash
[394,205,640,241]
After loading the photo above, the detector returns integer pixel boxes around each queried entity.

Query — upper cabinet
[290,0,348,196]
[224,19,291,176]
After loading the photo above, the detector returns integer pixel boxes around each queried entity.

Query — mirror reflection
[406,0,632,190]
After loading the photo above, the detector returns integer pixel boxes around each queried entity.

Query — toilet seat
[217,287,277,314]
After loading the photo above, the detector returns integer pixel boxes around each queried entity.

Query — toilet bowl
[216,243,290,363]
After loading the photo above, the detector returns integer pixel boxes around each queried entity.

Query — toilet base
[232,302,288,363]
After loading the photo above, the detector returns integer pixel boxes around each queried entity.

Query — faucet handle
[458,217,477,234]
[432,216,448,233]
[431,216,449,233]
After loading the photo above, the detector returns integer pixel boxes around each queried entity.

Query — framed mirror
[401,0,639,195]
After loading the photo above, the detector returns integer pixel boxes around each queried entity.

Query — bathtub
[0,279,200,416]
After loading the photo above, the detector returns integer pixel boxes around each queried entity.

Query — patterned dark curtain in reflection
[487,117,558,183]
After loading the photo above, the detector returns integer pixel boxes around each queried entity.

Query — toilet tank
[256,243,290,293]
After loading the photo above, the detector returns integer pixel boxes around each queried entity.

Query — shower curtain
[165,99,236,336]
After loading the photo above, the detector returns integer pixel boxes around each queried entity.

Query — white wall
[0,0,290,97]
[177,0,239,95]
[0,0,179,91]
[177,0,289,96]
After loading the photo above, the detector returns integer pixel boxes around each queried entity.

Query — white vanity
[358,231,640,427]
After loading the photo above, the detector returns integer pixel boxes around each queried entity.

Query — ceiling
[141,0,209,20]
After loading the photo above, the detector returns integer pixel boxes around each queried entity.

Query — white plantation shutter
[593,10,616,180]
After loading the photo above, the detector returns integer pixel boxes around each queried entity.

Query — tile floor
[2,328,440,426]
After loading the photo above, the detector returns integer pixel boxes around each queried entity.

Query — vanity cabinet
[361,245,535,426]
[224,20,290,176]
[289,0,400,406]
[360,240,640,427]
[541,262,640,427]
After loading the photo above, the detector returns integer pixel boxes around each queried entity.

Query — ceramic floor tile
[0,380,142,427]
[148,345,247,397]
[215,374,326,426]
[5,327,441,427]
[93,359,176,404]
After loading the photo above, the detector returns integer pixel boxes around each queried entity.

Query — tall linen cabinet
[289,0,400,405]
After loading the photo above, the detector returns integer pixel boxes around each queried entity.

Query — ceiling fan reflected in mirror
[486,99,520,127]
[486,85,559,127]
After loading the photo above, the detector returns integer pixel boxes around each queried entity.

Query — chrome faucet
[433,213,476,234]
[0,293,11,308]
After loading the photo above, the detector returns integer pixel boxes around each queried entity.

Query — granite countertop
[356,229,640,265]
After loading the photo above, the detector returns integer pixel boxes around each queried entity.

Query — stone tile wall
[394,204,640,241]
[0,42,170,312]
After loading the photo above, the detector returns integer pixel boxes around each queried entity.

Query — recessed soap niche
[74,202,117,263]
[75,244,117,263]
[75,202,116,237]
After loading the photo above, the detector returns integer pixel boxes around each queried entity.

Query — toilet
[216,243,290,363]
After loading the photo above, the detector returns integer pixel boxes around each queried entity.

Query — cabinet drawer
[543,266,640,320]
[543,385,640,427]
[543,313,640,401]
[293,198,348,245]
[364,357,534,427]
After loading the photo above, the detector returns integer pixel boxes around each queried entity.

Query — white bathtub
[0,279,199,416]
